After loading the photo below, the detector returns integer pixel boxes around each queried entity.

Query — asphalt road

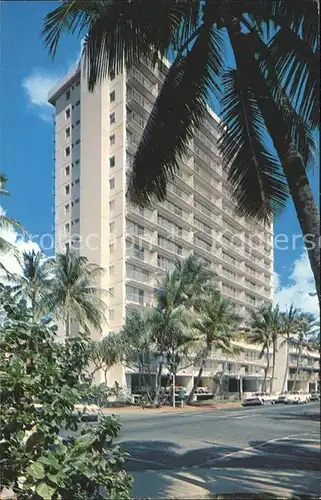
[115,402,321,499]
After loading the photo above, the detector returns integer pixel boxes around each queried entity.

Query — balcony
[127,67,158,99]
[199,117,220,142]
[127,111,146,135]
[127,88,153,119]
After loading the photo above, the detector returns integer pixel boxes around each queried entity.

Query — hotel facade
[48,59,318,396]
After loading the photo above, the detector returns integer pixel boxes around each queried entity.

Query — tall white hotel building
[48,58,292,396]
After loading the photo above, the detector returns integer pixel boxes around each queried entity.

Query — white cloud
[274,251,319,317]
[22,70,63,122]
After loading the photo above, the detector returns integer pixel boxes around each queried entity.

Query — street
[114,403,321,499]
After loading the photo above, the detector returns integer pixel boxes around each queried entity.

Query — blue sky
[0,1,319,314]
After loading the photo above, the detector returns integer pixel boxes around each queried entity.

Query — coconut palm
[279,304,300,393]
[174,254,216,309]
[250,303,282,393]
[0,174,24,257]
[44,248,106,336]
[186,290,235,404]
[151,268,195,403]
[6,250,52,320]
[292,312,317,390]
[43,0,320,303]
[120,308,156,398]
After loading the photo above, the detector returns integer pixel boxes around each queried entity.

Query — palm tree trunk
[270,343,276,393]
[293,342,303,390]
[228,24,320,306]
[281,336,289,394]
[263,347,270,392]
[186,355,207,405]
[154,361,163,405]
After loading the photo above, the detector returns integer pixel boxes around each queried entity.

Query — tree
[0,287,132,500]
[0,174,24,256]
[151,268,195,404]
[44,248,106,336]
[6,251,52,320]
[186,290,236,404]
[292,312,317,390]
[42,0,320,303]
[89,332,123,384]
[250,303,282,393]
[120,309,156,402]
[279,304,300,393]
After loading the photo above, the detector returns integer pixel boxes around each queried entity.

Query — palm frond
[128,24,225,207]
[247,29,317,168]
[42,0,103,57]
[81,0,199,90]
[219,69,288,222]
[268,27,319,128]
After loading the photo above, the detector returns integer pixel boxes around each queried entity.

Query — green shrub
[0,293,132,499]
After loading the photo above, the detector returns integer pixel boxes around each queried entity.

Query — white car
[284,391,309,404]
[242,392,273,406]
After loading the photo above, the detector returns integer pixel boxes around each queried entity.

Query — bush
[0,294,132,499]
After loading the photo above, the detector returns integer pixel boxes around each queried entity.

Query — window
[109,243,115,254]
[109,265,115,276]
[110,90,115,102]
[109,156,115,168]
[109,309,114,321]
[65,127,71,139]
[65,146,70,157]
[65,165,70,177]
[66,90,70,101]
[109,221,115,233]
[109,287,115,297]
[65,204,70,214]
[109,178,115,189]
[65,185,70,196]
[109,200,115,211]
[110,112,115,124]
[65,223,70,234]
[110,134,115,146]
[65,108,71,120]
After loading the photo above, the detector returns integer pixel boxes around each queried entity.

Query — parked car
[241,392,273,406]
[195,386,209,394]
[309,392,320,401]
[274,393,288,404]
[284,391,309,404]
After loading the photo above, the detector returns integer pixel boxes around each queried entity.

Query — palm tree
[292,312,316,390]
[279,304,300,393]
[0,174,24,256]
[186,290,235,404]
[6,251,52,320]
[120,308,156,399]
[44,248,106,336]
[151,268,194,403]
[42,1,320,302]
[250,303,282,393]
